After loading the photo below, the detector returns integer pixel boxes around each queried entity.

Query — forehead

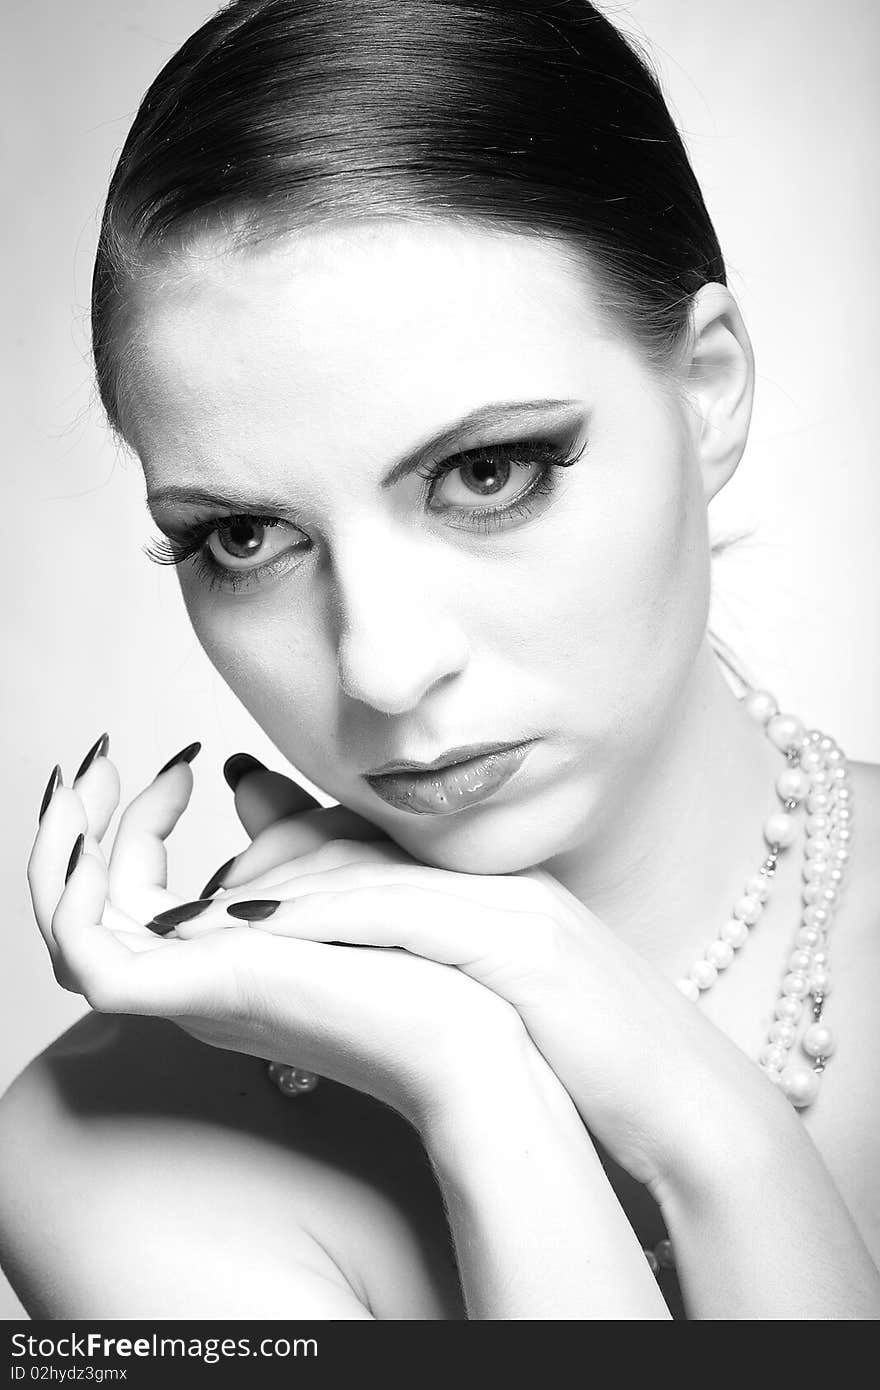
[124,219,621,468]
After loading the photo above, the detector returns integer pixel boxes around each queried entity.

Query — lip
[364,740,537,816]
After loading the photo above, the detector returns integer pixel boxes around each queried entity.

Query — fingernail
[200,856,237,898]
[223,753,267,792]
[74,732,110,783]
[65,833,84,884]
[145,899,214,934]
[155,741,202,778]
[226,899,280,921]
[38,764,62,823]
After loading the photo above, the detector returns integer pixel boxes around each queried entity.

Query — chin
[382,804,566,877]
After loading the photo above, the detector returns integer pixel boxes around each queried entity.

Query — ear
[681,283,755,503]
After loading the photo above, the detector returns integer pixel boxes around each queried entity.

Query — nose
[332,531,469,715]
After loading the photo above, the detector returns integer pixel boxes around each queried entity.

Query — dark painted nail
[200,856,237,898]
[226,899,280,921]
[145,899,214,934]
[74,732,110,783]
[65,833,84,884]
[38,765,62,823]
[223,753,267,792]
[156,741,202,778]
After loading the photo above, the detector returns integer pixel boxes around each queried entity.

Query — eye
[205,516,306,569]
[428,452,541,511]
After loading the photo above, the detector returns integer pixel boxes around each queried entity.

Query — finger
[28,786,89,959]
[179,842,417,934]
[106,757,198,920]
[224,883,537,978]
[71,739,120,843]
[215,805,390,893]
[53,848,211,1015]
[227,760,323,839]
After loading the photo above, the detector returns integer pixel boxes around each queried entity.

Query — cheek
[509,429,709,731]
[180,583,339,759]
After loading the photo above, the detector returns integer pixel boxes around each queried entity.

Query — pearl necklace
[262,687,852,1282]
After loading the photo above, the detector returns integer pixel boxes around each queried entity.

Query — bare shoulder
[0,1012,463,1319]
[800,757,880,1263]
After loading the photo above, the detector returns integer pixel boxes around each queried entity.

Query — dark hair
[91,0,726,445]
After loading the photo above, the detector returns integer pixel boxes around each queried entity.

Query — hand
[26,741,530,1134]
[178,822,787,1193]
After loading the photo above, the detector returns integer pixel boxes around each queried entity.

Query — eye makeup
[143,432,588,594]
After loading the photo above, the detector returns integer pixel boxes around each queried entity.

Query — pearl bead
[796,926,823,949]
[743,689,778,724]
[779,1065,821,1108]
[803,859,830,882]
[782,971,810,998]
[760,1064,783,1085]
[818,735,835,753]
[819,886,839,908]
[830,765,847,782]
[804,836,832,859]
[801,883,823,904]
[799,747,825,773]
[720,918,749,948]
[787,949,813,973]
[828,868,844,884]
[769,1021,798,1047]
[644,1248,660,1274]
[767,713,806,752]
[802,905,830,930]
[802,1023,835,1059]
[775,996,804,1024]
[808,769,831,790]
[745,873,771,902]
[266,1061,287,1082]
[776,768,810,802]
[655,1239,675,1269]
[833,826,852,843]
[764,812,797,848]
[811,966,831,994]
[689,960,718,990]
[291,1071,319,1092]
[277,1071,305,1096]
[806,791,831,813]
[706,939,735,970]
[835,786,853,803]
[807,729,823,743]
[812,950,828,967]
[733,894,763,925]
[759,1042,790,1069]
[834,805,852,822]
[833,847,850,865]
[676,977,700,1002]
[805,813,830,836]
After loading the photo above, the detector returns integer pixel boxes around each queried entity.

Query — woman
[1,0,878,1319]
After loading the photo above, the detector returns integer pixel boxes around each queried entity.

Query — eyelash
[143,436,586,593]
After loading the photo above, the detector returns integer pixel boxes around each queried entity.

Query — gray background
[2,0,878,1318]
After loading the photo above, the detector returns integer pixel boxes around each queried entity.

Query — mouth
[363,739,538,816]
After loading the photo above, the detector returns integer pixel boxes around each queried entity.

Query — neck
[543,642,787,979]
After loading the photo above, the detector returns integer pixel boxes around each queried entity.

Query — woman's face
[128,219,712,872]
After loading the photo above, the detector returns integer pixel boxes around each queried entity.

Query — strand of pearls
[646,688,852,1278]
[672,688,851,1111]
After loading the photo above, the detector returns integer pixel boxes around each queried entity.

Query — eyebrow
[145,397,584,515]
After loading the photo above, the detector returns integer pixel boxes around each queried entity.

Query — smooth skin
[3,220,880,1318]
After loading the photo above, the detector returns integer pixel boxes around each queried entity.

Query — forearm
[419,1034,669,1320]
[656,1090,880,1320]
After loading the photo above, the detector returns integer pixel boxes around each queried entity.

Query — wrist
[651,1069,805,1212]
[416,1020,584,1169]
